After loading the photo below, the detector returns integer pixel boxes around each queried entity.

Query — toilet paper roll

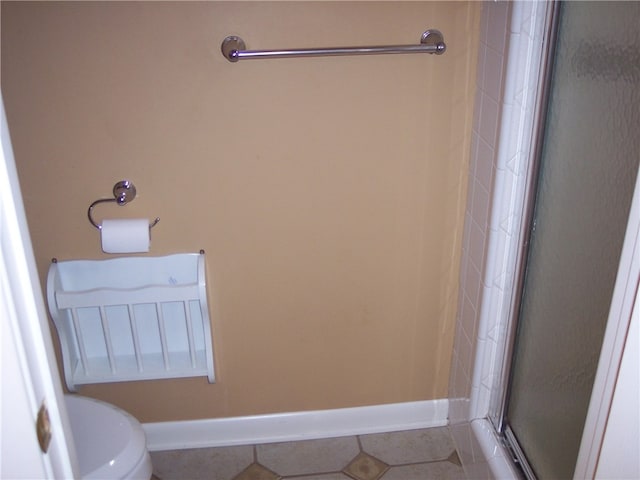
[101,218,150,254]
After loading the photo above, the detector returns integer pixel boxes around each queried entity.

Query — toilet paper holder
[87,180,160,230]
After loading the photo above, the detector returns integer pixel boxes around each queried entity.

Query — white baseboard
[143,399,449,451]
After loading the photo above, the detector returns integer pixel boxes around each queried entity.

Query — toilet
[65,394,153,480]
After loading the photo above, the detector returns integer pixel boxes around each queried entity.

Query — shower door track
[503,426,537,480]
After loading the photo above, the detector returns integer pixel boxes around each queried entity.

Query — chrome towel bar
[221,29,446,63]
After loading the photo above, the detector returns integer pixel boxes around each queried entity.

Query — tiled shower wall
[449,1,511,425]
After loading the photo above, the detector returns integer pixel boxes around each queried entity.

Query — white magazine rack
[47,252,215,391]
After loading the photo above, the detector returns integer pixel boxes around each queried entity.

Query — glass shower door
[502,2,640,479]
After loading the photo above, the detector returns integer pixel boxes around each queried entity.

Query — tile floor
[150,427,467,480]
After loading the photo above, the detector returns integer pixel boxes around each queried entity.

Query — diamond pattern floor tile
[360,427,455,464]
[447,450,463,467]
[233,463,279,480]
[343,452,388,480]
[257,436,359,476]
[287,474,352,480]
[381,460,466,480]
[151,427,467,480]
[150,445,253,480]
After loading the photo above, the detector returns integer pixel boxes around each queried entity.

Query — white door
[0,96,78,478]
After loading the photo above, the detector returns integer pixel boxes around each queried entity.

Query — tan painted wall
[1,1,479,423]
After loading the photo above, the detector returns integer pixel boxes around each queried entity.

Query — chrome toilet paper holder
[87,180,160,230]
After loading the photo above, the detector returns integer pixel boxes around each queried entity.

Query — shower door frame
[469,1,640,479]
[488,3,561,477]
[486,0,561,438]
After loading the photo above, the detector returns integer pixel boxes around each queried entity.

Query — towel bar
[221,29,446,63]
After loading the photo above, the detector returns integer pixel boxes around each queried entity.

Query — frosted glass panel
[506,2,640,479]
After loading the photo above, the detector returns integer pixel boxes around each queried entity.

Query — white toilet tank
[65,395,152,480]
